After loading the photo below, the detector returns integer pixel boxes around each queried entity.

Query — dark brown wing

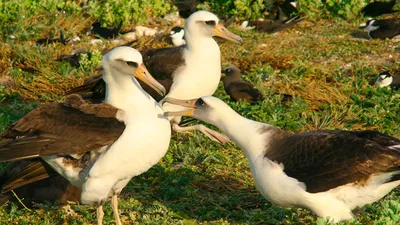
[251,17,302,34]
[265,130,400,193]
[371,19,400,39]
[226,81,264,104]
[0,94,125,162]
[142,46,185,81]
[1,159,56,192]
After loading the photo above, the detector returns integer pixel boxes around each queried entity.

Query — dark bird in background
[364,18,400,39]
[250,16,303,34]
[0,159,81,208]
[56,49,89,68]
[36,30,66,46]
[173,0,205,18]
[87,21,123,39]
[221,66,264,104]
[274,0,298,20]
[375,71,400,90]
[361,0,400,17]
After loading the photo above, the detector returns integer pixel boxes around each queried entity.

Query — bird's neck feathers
[185,32,220,55]
[103,69,154,111]
[211,105,278,160]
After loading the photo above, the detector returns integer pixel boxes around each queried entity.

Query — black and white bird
[68,11,242,145]
[169,26,186,46]
[361,0,400,17]
[0,47,171,225]
[221,66,263,104]
[163,96,400,223]
[364,18,400,39]
[375,71,400,90]
[87,21,123,39]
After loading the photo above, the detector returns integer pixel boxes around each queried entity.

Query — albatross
[163,96,400,223]
[0,46,171,225]
[67,10,242,144]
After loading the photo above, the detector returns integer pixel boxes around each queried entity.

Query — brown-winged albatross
[0,46,171,225]
[375,71,400,90]
[67,10,242,145]
[364,18,400,39]
[221,66,264,104]
[162,96,400,223]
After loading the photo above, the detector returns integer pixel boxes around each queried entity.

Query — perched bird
[364,18,400,39]
[170,26,186,46]
[0,47,171,225]
[361,0,399,17]
[375,71,400,90]
[250,16,302,34]
[67,11,242,145]
[221,66,263,104]
[163,96,400,223]
[88,21,123,39]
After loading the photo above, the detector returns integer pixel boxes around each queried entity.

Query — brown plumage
[264,129,400,193]
[0,94,125,206]
[221,66,264,104]
[250,16,302,34]
[0,94,124,162]
[66,46,184,102]
[0,159,81,207]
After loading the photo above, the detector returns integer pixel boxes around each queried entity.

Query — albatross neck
[185,33,220,53]
[212,106,276,160]
[103,70,154,111]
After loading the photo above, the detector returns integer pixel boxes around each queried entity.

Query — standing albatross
[0,46,171,225]
[66,10,242,144]
[163,96,400,223]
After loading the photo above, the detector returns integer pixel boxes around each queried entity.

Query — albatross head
[162,96,230,126]
[185,10,242,44]
[102,46,166,96]
[375,71,393,87]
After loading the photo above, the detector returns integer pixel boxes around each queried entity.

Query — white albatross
[0,47,172,225]
[163,96,400,223]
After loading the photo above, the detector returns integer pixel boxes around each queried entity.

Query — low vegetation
[0,0,399,224]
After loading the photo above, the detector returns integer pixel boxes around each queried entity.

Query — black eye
[126,61,138,67]
[195,98,205,107]
[205,20,216,26]
[226,69,231,73]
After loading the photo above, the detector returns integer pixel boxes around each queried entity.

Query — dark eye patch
[126,61,138,67]
[195,98,205,107]
[205,20,216,26]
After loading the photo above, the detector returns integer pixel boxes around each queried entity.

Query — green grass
[1,2,400,225]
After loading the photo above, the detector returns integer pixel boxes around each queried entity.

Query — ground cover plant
[0,0,400,224]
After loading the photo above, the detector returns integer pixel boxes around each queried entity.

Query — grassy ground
[1,4,400,225]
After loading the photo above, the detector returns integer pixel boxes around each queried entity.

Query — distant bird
[375,71,400,90]
[249,16,302,34]
[0,47,171,225]
[361,0,399,17]
[274,0,298,20]
[364,18,400,39]
[56,49,89,68]
[88,21,123,39]
[221,66,263,104]
[173,0,205,18]
[36,30,66,46]
[163,96,400,223]
[169,26,186,46]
